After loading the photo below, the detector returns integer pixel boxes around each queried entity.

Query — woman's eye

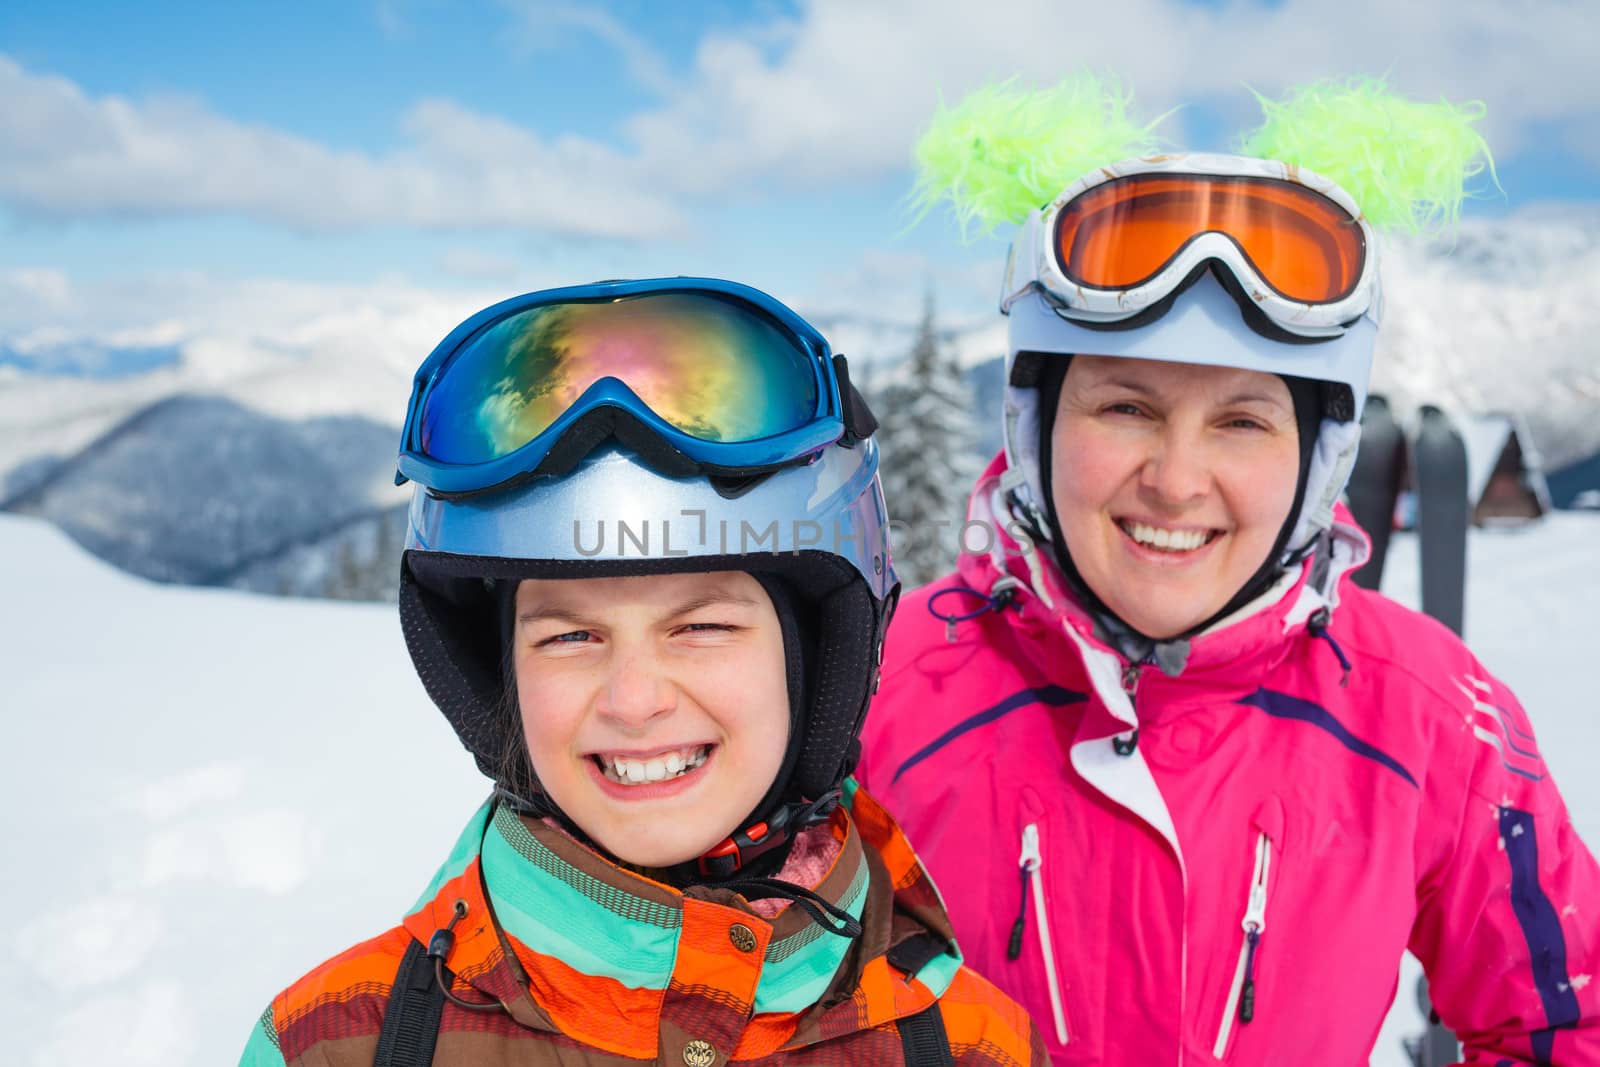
[1104,402,1146,417]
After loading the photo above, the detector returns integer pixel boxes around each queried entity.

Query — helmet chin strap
[689,790,842,882]
[494,780,841,885]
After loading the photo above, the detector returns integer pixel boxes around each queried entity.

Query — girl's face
[1049,355,1303,640]
[512,570,789,869]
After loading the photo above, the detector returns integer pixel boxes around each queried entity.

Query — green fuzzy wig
[912,74,1495,236]
[909,74,1165,235]
[1240,76,1496,233]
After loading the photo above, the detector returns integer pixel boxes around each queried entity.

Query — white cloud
[795,248,1001,331]
[0,56,684,238]
[0,271,504,448]
[499,1,680,96]
[0,268,72,319]
[619,0,1600,190]
[2,4,1593,236]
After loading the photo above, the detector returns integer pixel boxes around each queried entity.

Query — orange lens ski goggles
[999,155,1380,341]
[1054,173,1366,304]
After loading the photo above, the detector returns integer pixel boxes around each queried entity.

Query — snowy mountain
[1374,208,1600,470]
[1,208,1596,596]
[5,508,1599,1066]
[2,394,408,597]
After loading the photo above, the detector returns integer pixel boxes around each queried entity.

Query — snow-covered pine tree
[872,292,982,589]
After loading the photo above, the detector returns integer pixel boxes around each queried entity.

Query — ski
[1405,406,1470,1066]
[1412,404,1470,637]
[1346,394,1406,590]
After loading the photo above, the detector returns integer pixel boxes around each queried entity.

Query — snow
[2,509,1598,1064]
[1370,514,1600,1064]
[0,514,487,1065]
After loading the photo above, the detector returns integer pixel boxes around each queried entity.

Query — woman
[238,278,1042,1066]
[858,80,1600,1064]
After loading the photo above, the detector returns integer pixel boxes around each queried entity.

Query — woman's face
[511,570,789,869]
[1049,355,1302,639]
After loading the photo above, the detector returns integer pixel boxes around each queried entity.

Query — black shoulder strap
[373,937,445,1067]
[889,932,957,1066]
[897,1001,955,1066]
[886,933,947,979]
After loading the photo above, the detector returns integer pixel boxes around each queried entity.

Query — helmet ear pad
[399,549,892,810]
[400,559,506,782]
[791,571,891,799]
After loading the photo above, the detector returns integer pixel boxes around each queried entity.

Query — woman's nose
[596,647,676,729]
[1139,427,1213,505]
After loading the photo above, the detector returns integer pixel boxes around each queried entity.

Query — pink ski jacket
[858,457,1600,1065]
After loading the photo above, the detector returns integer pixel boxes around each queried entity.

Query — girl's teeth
[603,746,708,786]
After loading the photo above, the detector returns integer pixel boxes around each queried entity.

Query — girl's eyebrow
[517,605,597,627]
[668,591,761,617]
[518,591,759,626]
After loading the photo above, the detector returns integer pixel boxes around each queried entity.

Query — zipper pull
[1009,825,1042,960]
[1238,832,1271,1026]
[1239,928,1260,1023]
[1008,868,1029,960]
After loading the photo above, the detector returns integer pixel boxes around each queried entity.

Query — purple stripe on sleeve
[1502,806,1581,1032]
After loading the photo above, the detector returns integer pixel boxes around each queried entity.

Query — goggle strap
[1048,262,1345,347]
[833,354,880,445]
[421,406,819,503]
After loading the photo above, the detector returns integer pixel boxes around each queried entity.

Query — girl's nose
[596,647,676,730]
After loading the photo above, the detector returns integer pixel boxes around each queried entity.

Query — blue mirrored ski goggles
[397,278,859,496]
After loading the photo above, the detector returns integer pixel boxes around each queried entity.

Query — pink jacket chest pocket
[1212,796,1286,1060]
[1006,788,1075,1049]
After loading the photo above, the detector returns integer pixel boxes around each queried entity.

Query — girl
[240,278,1042,1066]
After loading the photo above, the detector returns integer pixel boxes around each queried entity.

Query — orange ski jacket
[239,785,1043,1067]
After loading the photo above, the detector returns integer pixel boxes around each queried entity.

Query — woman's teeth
[1122,521,1212,552]
[597,745,710,785]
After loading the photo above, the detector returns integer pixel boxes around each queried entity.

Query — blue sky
[2,0,1597,342]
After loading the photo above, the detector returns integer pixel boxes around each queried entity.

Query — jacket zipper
[1121,663,1141,697]
[1114,663,1142,754]
[1014,823,1070,1045]
[1212,830,1271,1058]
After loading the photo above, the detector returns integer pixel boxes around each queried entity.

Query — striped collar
[402,794,953,1055]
